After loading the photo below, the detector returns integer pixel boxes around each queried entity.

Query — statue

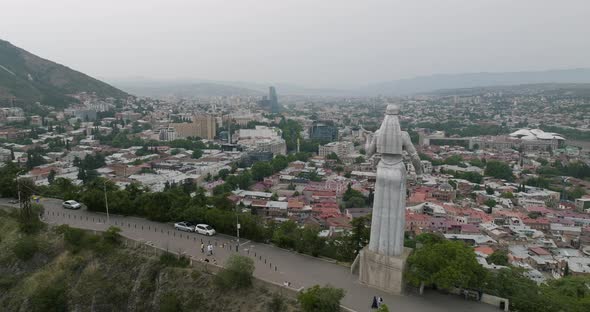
[354,103,421,294]
[364,103,422,256]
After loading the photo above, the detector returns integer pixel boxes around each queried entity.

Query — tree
[485,160,514,181]
[218,168,230,180]
[485,185,495,195]
[214,254,255,289]
[47,169,56,184]
[251,162,273,181]
[355,156,365,164]
[487,250,509,266]
[484,199,497,213]
[405,236,486,291]
[297,285,345,312]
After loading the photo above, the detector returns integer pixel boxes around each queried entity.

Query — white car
[62,200,81,209]
[174,221,196,232]
[195,224,216,236]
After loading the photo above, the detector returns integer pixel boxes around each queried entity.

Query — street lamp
[103,180,110,224]
[235,187,241,252]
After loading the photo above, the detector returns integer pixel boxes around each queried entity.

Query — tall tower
[269,86,282,113]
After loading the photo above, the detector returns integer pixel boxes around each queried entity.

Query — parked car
[174,221,196,232]
[195,224,216,236]
[62,200,81,209]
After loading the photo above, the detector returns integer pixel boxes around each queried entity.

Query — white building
[318,141,354,158]
[235,126,287,155]
[159,127,177,142]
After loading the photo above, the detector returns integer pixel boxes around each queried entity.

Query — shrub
[267,293,286,312]
[297,285,345,312]
[30,277,68,312]
[214,254,255,289]
[102,226,122,245]
[13,236,39,260]
[159,292,183,312]
[159,253,190,268]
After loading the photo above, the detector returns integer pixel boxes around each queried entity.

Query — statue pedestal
[358,246,412,295]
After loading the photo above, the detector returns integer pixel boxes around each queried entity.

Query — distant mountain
[109,78,352,97]
[431,83,590,97]
[0,39,127,108]
[360,68,590,95]
[110,79,263,98]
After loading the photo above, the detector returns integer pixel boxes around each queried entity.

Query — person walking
[207,244,213,256]
[378,297,383,307]
[200,243,204,254]
[371,296,378,309]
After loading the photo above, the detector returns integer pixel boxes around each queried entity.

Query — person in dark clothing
[371,296,379,309]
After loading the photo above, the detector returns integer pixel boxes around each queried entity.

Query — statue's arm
[365,130,377,157]
[402,131,422,175]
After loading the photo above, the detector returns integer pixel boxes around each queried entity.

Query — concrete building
[171,115,217,140]
[575,197,590,212]
[310,123,338,141]
[159,127,177,142]
[319,141,354,158]
[235,125,286,155]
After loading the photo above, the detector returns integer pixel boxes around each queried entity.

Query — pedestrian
[371,296,378,309]
[200,243,204,253]
[378,297,383,307]
[207,243,213,256]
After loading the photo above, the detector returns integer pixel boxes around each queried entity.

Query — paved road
[1,197,499,312]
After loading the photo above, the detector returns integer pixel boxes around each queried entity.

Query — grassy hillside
[0,39,128,109]
[0,209,298,312]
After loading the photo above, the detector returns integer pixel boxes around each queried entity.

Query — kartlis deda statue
[364,103,422,257]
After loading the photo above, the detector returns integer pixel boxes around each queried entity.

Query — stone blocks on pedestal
[358,246,412,295]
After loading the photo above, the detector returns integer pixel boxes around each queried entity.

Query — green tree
[251,162,273,181]
[485,160,514,181]
[405,237,486,291]
[47,169,56,184]
[487,250,509,266]
[297,285,345,312]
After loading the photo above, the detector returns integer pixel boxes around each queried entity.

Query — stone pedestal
[358,246,412,295]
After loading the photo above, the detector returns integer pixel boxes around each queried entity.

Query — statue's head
[386,104,400,115]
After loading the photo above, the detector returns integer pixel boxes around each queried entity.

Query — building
[159,127,177,141]
[115,111,142,122]
[235,126,287,156]
[575,197,590,212]
[0,148,12,162]
[318,141,354,158]
[258,86,283,113]
[170,115,217,140]
[310,123,338,141]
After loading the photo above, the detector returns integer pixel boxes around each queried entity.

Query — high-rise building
[170,115,217,140]
[258,86,283,113]
[310,122,338,141]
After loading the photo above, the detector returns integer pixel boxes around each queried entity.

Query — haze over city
[2,0,590,88]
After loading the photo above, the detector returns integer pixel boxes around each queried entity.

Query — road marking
[240,240,250,246]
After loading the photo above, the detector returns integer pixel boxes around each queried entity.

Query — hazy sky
[2,0,589,88]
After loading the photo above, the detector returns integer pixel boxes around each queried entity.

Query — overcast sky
[2,0,589,88]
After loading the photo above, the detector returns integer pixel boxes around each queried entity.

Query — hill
[360,68,590,95]
[111,79,264,98]
[109,78,352,97]
[0,39,128,109]
[0,209,298,311]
